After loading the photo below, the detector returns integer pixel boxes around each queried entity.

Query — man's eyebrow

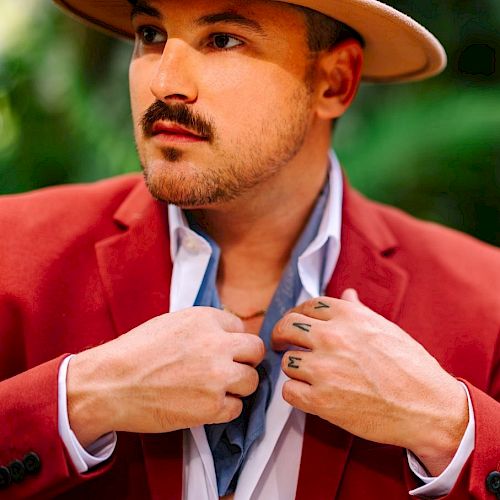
[195,11,265,34]
[130,0,162,21]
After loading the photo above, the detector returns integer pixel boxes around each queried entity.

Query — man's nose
[149,39,198,103]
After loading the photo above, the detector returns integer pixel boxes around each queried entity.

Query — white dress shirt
[58,151,474,498]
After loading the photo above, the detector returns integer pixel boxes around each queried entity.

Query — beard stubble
[137,81,314,208]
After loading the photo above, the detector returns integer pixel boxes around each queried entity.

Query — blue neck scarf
[188,179,329,496]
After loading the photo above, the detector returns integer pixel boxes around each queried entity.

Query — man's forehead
[130,0,299,26]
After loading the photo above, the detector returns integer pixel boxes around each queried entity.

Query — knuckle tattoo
[313,300,330,310]
[287,355,302,369]
[292,322,311,333]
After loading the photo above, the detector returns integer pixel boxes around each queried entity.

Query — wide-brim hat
[53,0,447,83]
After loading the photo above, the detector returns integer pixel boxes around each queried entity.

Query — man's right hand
[66,307,265,448]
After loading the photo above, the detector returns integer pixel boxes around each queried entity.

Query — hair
[289,4,364,53]
[287,5,364,130]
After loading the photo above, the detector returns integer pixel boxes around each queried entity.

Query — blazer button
[23,452,41,475]
[486,471,500,496]
[8,460,25,483]
[0,466,11,489]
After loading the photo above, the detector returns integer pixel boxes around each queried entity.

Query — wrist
[66,348,116,448]
[410,379,468,476]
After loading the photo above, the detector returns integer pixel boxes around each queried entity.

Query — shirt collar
[167,150,343,295]
[298,150,343,297]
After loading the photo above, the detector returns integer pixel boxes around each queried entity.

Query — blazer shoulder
[0,173,142,234]
[370,198,500,303]
[0,174,144,282]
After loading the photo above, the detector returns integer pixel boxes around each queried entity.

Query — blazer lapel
[95,181,183,499]
[325,185,409,320]
[95,181,172,334]
[296,179,409,500]
[140,432,183,500]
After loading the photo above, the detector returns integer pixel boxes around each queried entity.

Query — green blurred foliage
[0,1,498,245]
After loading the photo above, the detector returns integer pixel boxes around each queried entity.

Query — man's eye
[137,26,167,45]
[209,34,243,50]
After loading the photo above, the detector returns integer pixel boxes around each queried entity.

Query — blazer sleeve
[407,330,500,500]
[455,328,500,500]
[0,356,67,497]
[0,290,116,500]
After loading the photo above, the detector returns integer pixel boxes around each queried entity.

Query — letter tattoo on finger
[314,301,330,309]
[287,356,302,369]
[292,322,311,332]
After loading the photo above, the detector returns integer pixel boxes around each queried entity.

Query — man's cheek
[129,63,153,103]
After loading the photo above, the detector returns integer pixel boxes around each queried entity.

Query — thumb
[341,288,361,303]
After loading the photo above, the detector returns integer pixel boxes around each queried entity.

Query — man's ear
[314,39,363,120]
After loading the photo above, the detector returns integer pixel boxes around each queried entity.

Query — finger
[340,289,385,319]
[232,332,266,367]
[211,307,245,333]
[340,288,374,314]
[271,312,316,351]
[282,379,313,414]
[226,363,260,397]
[281,350,314,384]
[292,296,341,321]
[211,395,243,424]
[341,288,360,303]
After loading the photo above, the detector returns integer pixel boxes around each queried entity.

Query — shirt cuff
[408,382,475,497]
[57,355,117,473]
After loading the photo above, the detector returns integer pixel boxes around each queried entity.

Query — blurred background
[0,0,498,245]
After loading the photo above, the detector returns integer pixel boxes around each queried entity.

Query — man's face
[130,0,317,207]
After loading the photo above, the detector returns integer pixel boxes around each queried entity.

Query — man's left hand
[271,289,469,476]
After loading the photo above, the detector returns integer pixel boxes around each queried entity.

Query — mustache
[141,101,215,143]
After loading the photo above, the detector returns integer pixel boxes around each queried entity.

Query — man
[0,0,498,498]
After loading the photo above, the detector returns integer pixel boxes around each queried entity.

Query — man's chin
[142,170,238,208]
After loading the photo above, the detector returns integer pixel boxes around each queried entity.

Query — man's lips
[151,122,207,143]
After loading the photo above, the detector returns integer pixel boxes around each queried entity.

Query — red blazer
[0,174,498,499]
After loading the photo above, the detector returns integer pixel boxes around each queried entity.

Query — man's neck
[186,141,331,302]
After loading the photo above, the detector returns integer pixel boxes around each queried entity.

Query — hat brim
[53,0,447,83]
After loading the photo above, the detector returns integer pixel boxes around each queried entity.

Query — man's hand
[67,307,265,448]
[272,289,469,476]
